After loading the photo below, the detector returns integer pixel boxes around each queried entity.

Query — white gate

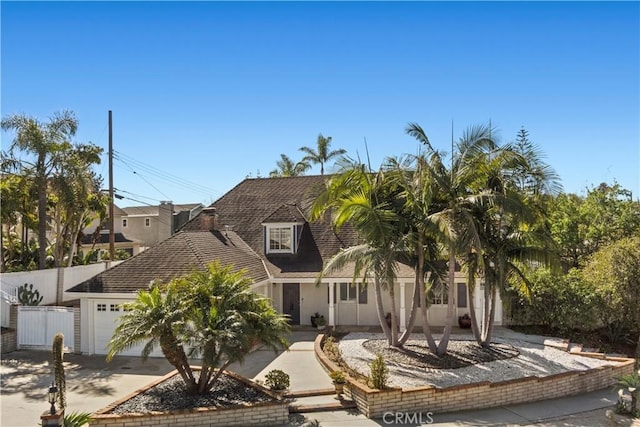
[17,306,74,351]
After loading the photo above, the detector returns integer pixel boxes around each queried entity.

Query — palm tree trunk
[634,332,639,371]
[481,287,497,347]
[37,156,47,270]
[374,277,392,343]
[481,285,491,344]
[388,281,399,346]
[207,360,232,391]
[467,281,482,345]
[414,239,437,352]
[437,250,457,356]
[398,278,419,346]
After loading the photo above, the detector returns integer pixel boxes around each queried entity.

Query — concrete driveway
[0,331,319,427]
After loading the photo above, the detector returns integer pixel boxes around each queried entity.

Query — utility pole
[108,110,115,261]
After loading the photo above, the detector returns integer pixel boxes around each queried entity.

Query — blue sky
[2,1,638,206]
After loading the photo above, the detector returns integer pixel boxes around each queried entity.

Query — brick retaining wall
[1,305,18,354]
[89,369,289,427]
[314,334,636,419]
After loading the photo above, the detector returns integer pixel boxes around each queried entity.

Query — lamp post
[48,382,58,414]
[41,382,63,426]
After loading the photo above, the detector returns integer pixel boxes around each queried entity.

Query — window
[339,282,356,302]
[267,226,293,253]
[457,283,467,308]
[97,304,106,312]
[358,284,368,304]
[145,218,151,227]
[428,286,448,305]
[122,219,127,228]
[110,304,120,312]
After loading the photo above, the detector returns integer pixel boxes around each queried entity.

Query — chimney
[158,201,174,242]
[201,207,220,231]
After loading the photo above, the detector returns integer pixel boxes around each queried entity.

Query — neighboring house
[81,201,204,258]
[68,176,501,356]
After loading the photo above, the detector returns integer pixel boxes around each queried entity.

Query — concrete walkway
[1,329,637,426]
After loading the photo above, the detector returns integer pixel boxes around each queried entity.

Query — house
[68,176,502,356]
[81,201,204,258]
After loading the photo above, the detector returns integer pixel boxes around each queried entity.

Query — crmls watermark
[382,411,434,425]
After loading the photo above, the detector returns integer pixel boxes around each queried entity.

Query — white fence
[0,262,123,305]
[17,306,74,350]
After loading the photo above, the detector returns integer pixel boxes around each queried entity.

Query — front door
[282,283,300,325]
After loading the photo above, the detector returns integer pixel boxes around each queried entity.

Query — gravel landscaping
[339,332,624,389]
[111,372,277,414]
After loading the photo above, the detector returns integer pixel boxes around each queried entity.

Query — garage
[92,299,163,357]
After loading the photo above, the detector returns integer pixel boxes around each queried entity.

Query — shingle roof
[72,175,367,294]
[263,204,307,223]
[68,229,268,293]
[182,175,360,277]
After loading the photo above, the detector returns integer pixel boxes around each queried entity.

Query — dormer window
[262,204,306,255]
[266,224,294,254]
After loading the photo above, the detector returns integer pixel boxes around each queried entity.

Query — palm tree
[385,154,446,352]
[107,262,290,394]
[1,111,79,269]
[310,162,406,346]
[406,122,492,356]
[269,154,310,177]
[300,133,346,175]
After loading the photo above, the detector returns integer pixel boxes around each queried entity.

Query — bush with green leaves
[614,369,640,417]
[264,369,290,391]
[369,354,388,389]
[508,268,597,334]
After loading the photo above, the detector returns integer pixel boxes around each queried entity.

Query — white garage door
[93,300,163,357]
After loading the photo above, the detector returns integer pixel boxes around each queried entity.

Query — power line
[113,150,218,196]
[115,156,172,200]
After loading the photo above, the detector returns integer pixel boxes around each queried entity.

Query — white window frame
[265,224,295,254]
[122,219,127,228]
[339,282,357,303]
[145,218,151,227]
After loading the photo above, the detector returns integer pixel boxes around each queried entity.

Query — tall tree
[1,111,79,269]
[300,133,346,175]
[311,162,407,346]
[49,143,105,268]
[406,122,494,355]
[269,154,310,177]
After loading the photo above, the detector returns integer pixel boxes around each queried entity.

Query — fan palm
[300,133,346,175]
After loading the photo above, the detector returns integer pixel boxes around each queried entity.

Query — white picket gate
[17,306,74,351]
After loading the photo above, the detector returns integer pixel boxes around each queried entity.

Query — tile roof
[68,229,268,293]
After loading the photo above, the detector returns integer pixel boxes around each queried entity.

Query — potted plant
[458,313,472,329]
[310,312,320,327]
[329,370,346,397]
[316,315,327,330]
[264,369,290,395]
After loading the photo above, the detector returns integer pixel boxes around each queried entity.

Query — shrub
[369,354,388,389]
[264,369,290,391]
[329,370,346,384]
